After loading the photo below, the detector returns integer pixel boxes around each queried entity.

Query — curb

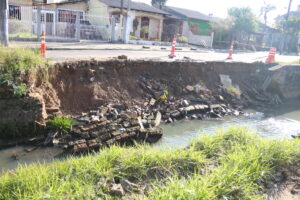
[46,48,209,53]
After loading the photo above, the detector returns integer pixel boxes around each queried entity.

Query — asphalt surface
[46,49,300,63]
[11,41,299,63]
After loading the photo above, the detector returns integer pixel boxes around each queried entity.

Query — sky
[134,0,300,25]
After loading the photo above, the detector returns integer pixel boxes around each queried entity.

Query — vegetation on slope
[47,117,74,135]
[0,47,48,98]
[0,127,300,200]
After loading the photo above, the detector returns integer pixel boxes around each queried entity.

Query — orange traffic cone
[227,41,234,59]
[265,47,276,63]
[169,35,176,58]
[40,31,46,58]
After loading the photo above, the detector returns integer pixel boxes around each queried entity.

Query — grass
[0,47,46,73]
[277,60,300,65]
[9,33,38,39]
[226,86,242,98]
[47,117,74,135]
[1,127,300,200]
[0,47,48,98]
[177,36,188,44]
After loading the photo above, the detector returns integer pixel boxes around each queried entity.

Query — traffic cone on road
[265,47,276,63]
[227,41,234,59]
[169,35,177,58]
[40,31,46,58]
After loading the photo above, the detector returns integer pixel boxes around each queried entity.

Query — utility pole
[120,0,124,42]
[0,0,9,46]
[280,0,293,54]
[121,0,124,15]
[123,0,131,43]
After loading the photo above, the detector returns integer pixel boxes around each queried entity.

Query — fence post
[210,31,214,49]
[37,7,42,41]
[54,9,58,37]
[0,0,9,46]
[75,11,80,41]
[111,16,116,42]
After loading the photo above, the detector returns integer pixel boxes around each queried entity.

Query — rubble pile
[51,104,163,153]
[49,76,244,154]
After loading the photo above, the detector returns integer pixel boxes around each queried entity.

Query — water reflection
[1,100,299,172]
[158,100,300,149]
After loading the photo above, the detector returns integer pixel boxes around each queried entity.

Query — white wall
[181,20,213,47]
[188,31,212,47]
[47,0,64,3]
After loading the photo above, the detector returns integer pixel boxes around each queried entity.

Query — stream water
[1,100,300,172]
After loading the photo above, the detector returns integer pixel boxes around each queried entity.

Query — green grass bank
[1,127,300,200]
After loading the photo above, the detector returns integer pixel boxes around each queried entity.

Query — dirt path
[267,181,300,200]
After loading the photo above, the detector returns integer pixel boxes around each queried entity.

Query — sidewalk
[10,41,208,53]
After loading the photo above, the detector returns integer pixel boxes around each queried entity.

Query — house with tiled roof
[101,0,168,41]
[161,6,216,47]
[40,0,167,41]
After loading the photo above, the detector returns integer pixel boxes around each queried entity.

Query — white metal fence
[8,4,114,42]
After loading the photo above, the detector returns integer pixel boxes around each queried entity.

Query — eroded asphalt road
[47,49,299,63]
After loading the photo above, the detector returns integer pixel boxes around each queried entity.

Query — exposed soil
[41,60,271,115]
[267,180,300,200]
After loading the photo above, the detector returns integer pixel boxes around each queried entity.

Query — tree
[276,17,300,52]
[210,18,233,47]
[211,7,258,49]
[228,7,258,34]
[259,2,276,26]
[151,0,167,8]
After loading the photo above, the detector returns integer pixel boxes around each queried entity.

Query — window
[9,5,21,20]
[58,9,83,24]
[40,13,54,23]
[112,14,121,23]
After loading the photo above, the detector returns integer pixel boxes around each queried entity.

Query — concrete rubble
[41,61,289,154]
[47,75,245,154]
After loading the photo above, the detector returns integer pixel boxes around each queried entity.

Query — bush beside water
[47,117,74,135]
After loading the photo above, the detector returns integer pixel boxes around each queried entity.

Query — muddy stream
[1,101,300,172]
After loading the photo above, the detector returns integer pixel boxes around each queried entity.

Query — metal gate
[8,4,113,42]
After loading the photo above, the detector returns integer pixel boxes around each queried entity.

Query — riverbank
[0,50,283,149]
[1,127,300,200]
[1,101,300,172]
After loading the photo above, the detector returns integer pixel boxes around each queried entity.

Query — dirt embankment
[1,59,282,149]
[43,60,271,115]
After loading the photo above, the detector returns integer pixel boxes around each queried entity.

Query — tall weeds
[1,127,299,200]
[0,47,47,98]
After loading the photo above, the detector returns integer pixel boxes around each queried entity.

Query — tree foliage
[211,18,233,33]
[259,2,276,25]
[211,7,258,47]
[277,17,300,35]
[275,17,300,53]
[228,7,258,34]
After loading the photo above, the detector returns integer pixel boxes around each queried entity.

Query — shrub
[129,34,137,40]
[12,84,28,97]
[227,86,242,98]
[46,117,74,134]
[0,47,46,73]
[177,36,188,43]
[0,47,47,98]
[141,26,149,39]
